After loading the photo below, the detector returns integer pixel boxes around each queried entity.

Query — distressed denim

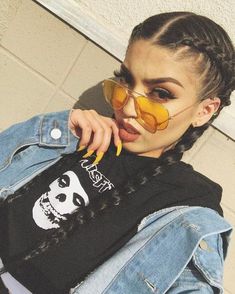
[0,110,233,294]
[71,206,232,294]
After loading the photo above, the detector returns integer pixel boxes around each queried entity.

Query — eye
[148,88,177,102]
[73,193,86,207]
[58,174,70,188]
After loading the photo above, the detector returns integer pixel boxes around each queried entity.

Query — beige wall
[74,0,234,43]
[36,0,235,139]
[0,1,234,293]
[0,0,120,131]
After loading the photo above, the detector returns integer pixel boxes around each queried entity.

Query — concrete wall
[0,1,234,293]
[36,0,235,139]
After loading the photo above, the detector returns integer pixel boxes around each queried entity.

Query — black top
[0,145,223,294]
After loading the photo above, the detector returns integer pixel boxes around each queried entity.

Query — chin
[123,140,165,158]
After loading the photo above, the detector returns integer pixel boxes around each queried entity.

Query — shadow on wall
[73,81,113,117]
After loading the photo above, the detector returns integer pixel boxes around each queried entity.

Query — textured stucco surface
[74,0,234,44]
[0,1,234,291]
[2,0,235,138]
[70,0,235,140]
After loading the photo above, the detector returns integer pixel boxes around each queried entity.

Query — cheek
[169,113,190,130]
[157,110,193,141]
[145,110,193,146]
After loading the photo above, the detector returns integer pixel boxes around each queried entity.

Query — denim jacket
[0,110,232,294]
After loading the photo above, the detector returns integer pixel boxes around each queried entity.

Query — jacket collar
[0,111,72,171]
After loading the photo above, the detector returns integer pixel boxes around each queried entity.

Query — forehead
[124,40,196,86]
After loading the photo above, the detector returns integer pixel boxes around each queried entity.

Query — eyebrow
[120,64,184,88]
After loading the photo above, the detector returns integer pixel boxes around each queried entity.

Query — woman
[0,11,234,294]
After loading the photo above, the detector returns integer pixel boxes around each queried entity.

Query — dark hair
[19,12,235,262]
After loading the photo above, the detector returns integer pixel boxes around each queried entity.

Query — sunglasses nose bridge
[121,90,139,118]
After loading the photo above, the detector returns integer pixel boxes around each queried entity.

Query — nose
[121,91,138,118]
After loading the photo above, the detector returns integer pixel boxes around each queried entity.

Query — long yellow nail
[116,141,122,156]
[92,152,104,165]
[77,145,86,152]
[82,150,94,158]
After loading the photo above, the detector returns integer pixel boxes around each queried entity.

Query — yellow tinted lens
[136,97,169,132]
[137,112,157,133]
[103,80,127,109]
[112,85,127,109]
[156,118,169,130]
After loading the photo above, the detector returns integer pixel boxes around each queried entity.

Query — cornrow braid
[177,37,234,106]
[129,22,144,40]
[20,124,211,262]
[12,12,235,266]
[108,124,210,196]
[179,38,233,73]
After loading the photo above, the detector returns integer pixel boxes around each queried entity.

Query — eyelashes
[113,69,122,77]
[113,69,177,101]
[113,69,132,84]
[148,88,177,100]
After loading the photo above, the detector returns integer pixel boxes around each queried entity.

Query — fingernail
[82,150,94,158]
[92,152,104,165]
[77,145,86,152]
[116,141,122,156]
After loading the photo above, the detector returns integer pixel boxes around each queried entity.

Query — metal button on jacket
[50,128,62,140]
[199,239,209,251]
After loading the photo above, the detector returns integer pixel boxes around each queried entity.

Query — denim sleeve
[167,262,215,293]
[168,233,225,294]
[0,114,42,170]
[0,110,79,195]
[0,110,77,171]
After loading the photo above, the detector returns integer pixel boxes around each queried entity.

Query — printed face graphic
[32,171,89,230]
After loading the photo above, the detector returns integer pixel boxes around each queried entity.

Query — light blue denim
[0,110,232,294]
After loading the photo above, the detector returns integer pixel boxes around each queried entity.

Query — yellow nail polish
[82,150,94,158]
[92,152,104,165]
[116,141,122,156]
[77,145,86,152]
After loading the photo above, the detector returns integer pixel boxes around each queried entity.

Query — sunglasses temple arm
[167,101,200,121]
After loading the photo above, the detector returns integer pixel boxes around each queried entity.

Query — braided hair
[16,12,235,262]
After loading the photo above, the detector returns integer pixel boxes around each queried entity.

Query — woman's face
[114,39,202,158]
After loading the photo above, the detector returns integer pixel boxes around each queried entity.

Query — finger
[70,109,122,160]
[90,113,122,156]
[85,111,115,164]
[85,110,112,153]
[91,116,122,162]
[103,117,122,156]
[69,109,94,148]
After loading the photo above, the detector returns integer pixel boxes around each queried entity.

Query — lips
[118,121,140,142]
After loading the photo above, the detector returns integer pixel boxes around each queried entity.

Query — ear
[192,97,221,127]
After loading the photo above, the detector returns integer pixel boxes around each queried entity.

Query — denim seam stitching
[102,209,195,293]
[5,157,62,202]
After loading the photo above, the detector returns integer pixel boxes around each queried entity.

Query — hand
[69,109,122,164]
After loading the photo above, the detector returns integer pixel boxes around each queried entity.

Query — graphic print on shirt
[32,170,89,230]
[80,159,114,192]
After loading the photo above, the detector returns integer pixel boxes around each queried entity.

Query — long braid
[14,12,235,265]
[177,37,234,106]
[21,125,211,261]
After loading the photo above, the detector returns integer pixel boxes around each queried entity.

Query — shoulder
[0,110,76,174]
[158,161,222,198]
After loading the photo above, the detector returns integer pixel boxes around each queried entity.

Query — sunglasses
[102,79,199,133]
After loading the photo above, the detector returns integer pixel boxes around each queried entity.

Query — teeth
[39,193,67,222]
